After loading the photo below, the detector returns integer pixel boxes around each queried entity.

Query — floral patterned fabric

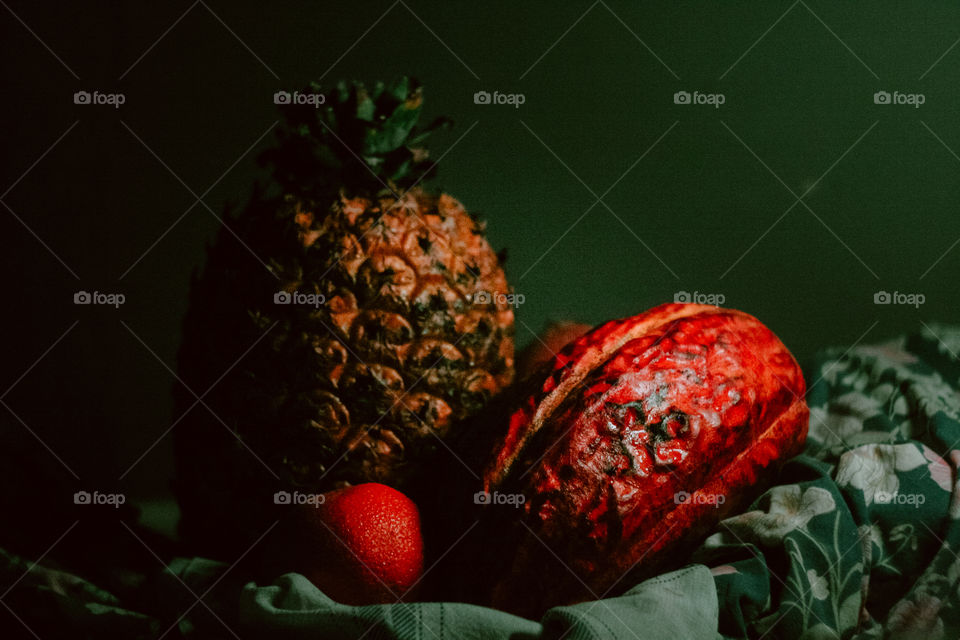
[696,323,960,639]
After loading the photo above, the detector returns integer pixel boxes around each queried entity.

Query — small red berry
[273,483,425,605]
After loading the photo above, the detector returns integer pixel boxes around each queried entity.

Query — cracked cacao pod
[465,302,808,616]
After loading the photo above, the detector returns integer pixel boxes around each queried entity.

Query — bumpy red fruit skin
[482,303,808,614]
[286,483,424,605]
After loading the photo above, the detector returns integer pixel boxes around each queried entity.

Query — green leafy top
[261,77,450,199]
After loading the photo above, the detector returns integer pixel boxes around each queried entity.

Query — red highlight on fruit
[476,303,809,615]
[269,483,425,606]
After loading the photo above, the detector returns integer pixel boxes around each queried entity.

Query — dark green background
[2,1,958,524]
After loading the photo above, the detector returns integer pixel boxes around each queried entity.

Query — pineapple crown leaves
[260,77,452,199]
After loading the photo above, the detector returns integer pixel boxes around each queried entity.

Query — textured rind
[175,187,514,555]
[283,189,514,484]
[482,303,808,614]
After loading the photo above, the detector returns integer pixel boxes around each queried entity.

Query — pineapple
[174,78,514,555]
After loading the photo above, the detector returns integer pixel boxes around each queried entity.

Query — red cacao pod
[474,303,808,615]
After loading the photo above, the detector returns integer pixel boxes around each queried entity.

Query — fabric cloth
[147,557,720,639]
[696,322,960,639]
[5,324,960,639]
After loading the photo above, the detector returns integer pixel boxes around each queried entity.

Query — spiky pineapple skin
[174,186,514,554]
